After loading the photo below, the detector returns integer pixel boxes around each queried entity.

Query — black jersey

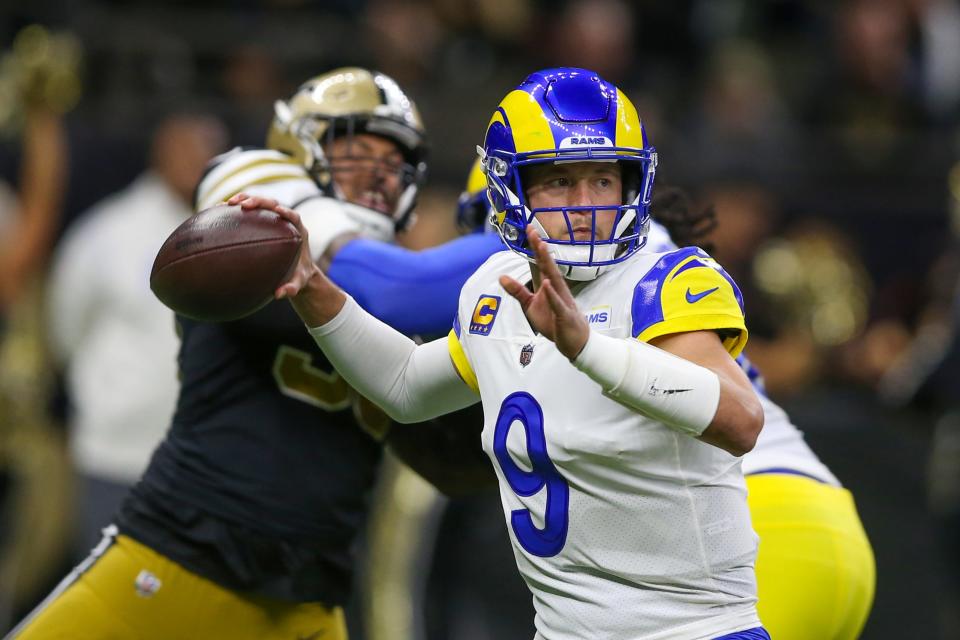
[117,299,384,604]
[117,148,386,604]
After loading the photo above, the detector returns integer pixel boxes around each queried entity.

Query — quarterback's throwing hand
[225,193,317,300]
[226,193,346,326]
[500,226,590,360]
[228,192,293,217]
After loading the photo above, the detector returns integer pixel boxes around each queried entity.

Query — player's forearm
[573,331,761,456]
[21,110,67,229]
[2,110,67,306]
[307,296,478,423]
[697,378,764,456]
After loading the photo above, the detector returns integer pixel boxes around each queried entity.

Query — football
[150,204,302,322]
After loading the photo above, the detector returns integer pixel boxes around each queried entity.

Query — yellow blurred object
[753,224,872,347]
[0,283,74,629]
[948,161,960,237]
[465,156,485,196]
[363,453,445,640]
[0,24,82,135]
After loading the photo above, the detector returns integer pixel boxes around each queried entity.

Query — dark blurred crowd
[2,1,960,638]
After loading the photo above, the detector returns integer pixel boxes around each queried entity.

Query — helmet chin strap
[526,215,609,282]
[494,177,647,282]
[393,182,418,230]
[339,201,396,243]
[561,263,603,282]
[528,205,654,281]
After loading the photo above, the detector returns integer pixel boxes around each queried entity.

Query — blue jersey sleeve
[327,233,503,336]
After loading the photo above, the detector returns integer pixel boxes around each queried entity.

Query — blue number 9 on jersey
[493,392,569,557]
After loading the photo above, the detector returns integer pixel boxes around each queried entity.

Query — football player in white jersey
[264,67,770,640]
[457,168,877,639]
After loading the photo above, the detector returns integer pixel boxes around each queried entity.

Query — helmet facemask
[480,67,658,280]
[485,146,657,281]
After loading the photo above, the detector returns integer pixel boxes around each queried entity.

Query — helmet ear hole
[621,163,643,205]
[273,99,294,130]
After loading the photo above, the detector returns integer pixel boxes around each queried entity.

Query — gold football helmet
[267,67,428,230]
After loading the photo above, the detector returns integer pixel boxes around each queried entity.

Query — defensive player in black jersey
[7,68,500,640]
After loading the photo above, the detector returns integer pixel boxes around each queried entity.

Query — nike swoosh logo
[685,286,719,304]
[649,383,693,396]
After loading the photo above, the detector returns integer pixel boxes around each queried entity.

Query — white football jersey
[646,221,839,485]
[448,249,761,640]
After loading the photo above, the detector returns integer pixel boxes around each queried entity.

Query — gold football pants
[747,473,875,640]
[7,526,347,640]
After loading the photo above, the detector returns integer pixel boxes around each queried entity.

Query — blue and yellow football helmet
[481,67,657,280]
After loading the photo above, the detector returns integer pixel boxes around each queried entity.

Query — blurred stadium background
[2,1,960,638]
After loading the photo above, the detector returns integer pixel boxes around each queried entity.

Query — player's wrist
[291,271,347,329]
[573,331,630,386]
[562,326,591,362]
[574,332,720,437]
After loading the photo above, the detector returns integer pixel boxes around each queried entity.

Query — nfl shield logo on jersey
[134,569,162,598]
[519,344,534,367]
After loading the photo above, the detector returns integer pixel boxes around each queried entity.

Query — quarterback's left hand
[226,193,347,326]
[227,192,288,216]
[500,226,589,360]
